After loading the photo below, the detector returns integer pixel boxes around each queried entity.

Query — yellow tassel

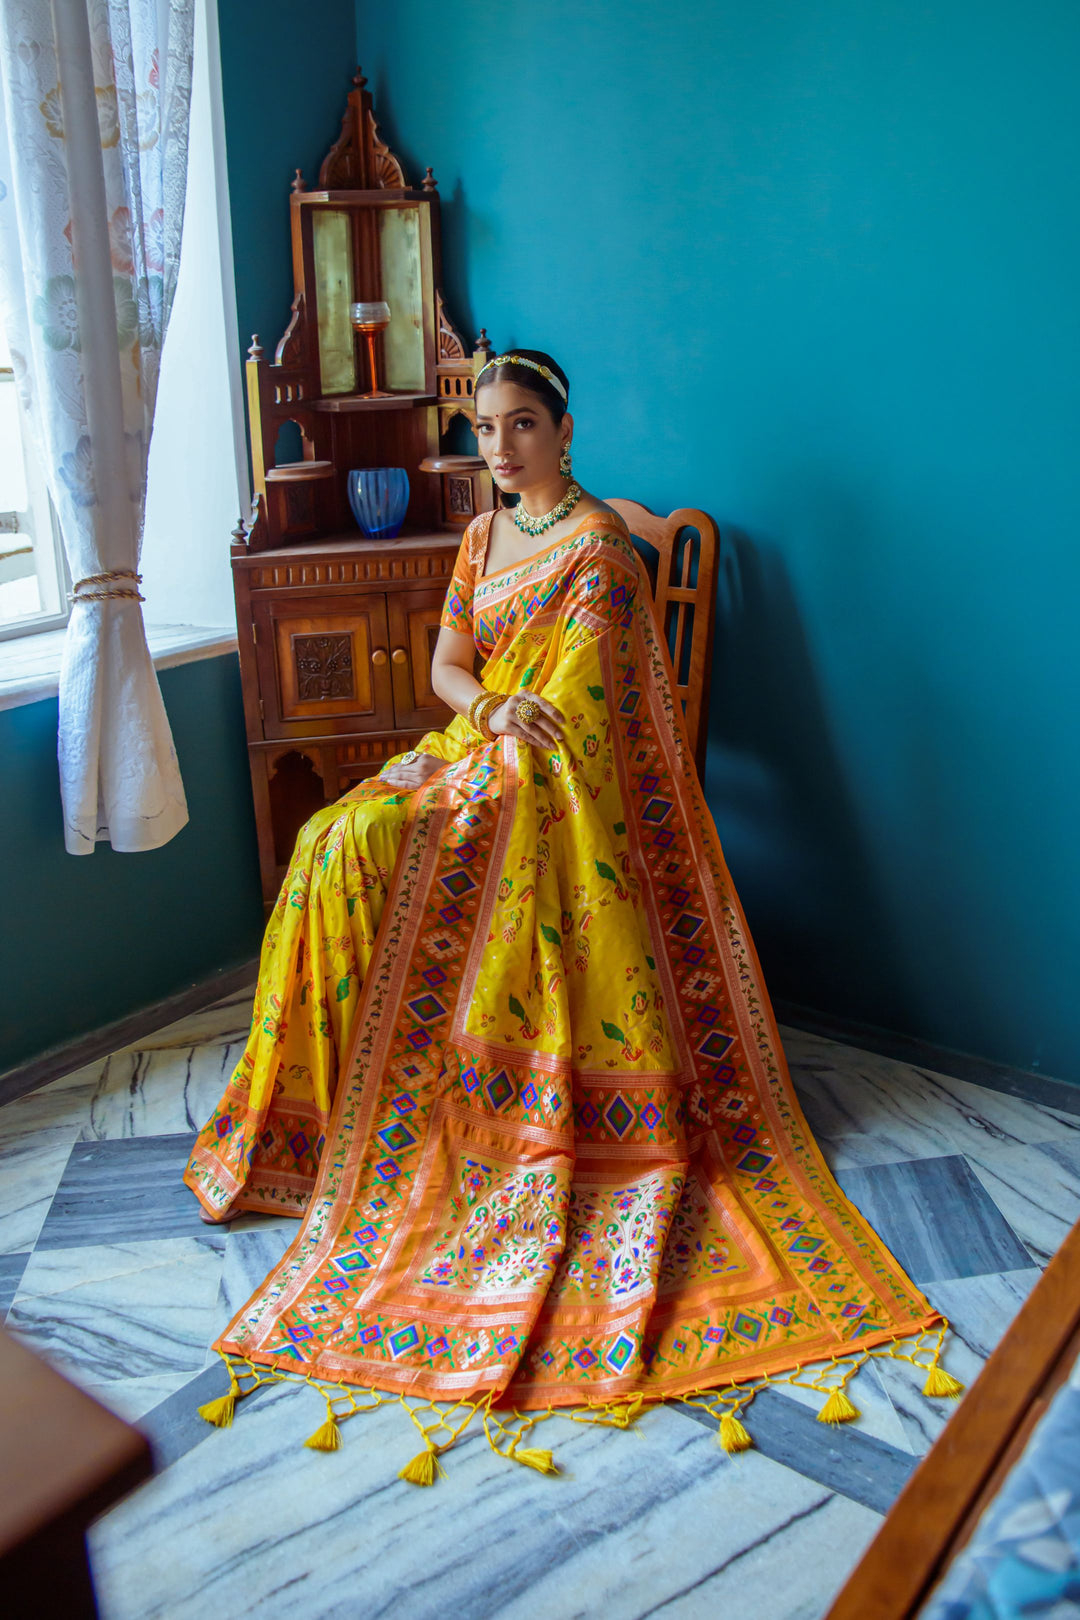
[513,1446,559,1475]
[398,1446,441,1486]
[719,1411,753,1453]
[923,1365,965,1399]
[198,1392,237,1429]
[817,1387,860,1425]
[304,1416,341,1452]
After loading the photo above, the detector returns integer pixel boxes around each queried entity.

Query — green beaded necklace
[513,480,583,538]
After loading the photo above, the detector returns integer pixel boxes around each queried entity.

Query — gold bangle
[467,690,490,732]
[476,693,502,741]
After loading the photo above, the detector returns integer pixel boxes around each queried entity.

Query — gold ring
[399,750,419,764]
[517,697,540,725]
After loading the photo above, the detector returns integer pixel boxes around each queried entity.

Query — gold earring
[559,443,573,477]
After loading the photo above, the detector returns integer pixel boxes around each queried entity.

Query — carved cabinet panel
[254,593,392,736]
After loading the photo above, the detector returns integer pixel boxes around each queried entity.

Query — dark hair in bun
[474,348,569,426]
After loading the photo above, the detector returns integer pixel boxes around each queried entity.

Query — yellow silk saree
[185,510,954,1451]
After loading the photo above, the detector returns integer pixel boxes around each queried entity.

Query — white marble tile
[782,1030,1080,1172]
[76,1370,197,1424]
[870,1268,1041,1455]
[963,1139,1080,1267]
[783,1033,958,1165]
[80,1039,247,1142]
[111,986,256,1056]
[0,1076,94,1252]
[7,1236,225,1386]
[89,1383,880,1620]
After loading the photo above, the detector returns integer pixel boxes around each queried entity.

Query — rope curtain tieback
[70,569,145,604]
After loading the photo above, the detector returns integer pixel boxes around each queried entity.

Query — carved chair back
[604,499,719,776]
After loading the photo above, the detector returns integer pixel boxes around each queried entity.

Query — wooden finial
[475,328,493,356]
[353,66,368,90]
[291,168,306,193]
[422,166,438,191]
[248,335,263,360]
[231,514,249,547]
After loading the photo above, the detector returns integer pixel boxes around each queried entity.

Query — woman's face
[474,378,572,495]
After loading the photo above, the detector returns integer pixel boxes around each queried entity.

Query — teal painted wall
[1,657,263,1072]
[356,0,1080,1078]
[216,0,358,381]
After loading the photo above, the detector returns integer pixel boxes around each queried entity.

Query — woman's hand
[381,751,443,790]
[489,692,565,749]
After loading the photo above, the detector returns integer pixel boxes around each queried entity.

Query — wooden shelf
[310,392,437,413]
[264,460,334,482]
[234,529,459,565]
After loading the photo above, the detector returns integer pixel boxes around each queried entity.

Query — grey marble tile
[137,1360,260,1468]
[89,1380,882,1620]
[962,1138,1080,1268]
[0,1251,30,1316]
[35,1132,208,1250]
[836,1155,1032,1284]
[80,1040,245,1143]
[871,1268,1041,1456]
[679,1382,916,1512]
[214,1219,298,1330]
[8,1235,225,1387]
[0,1078,92,1252]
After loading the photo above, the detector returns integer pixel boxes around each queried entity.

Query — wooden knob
[392,647,407,665]
[371,649,387,666]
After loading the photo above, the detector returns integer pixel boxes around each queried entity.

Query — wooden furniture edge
[825,1212,1080,1619]
[0,1325,153,1559]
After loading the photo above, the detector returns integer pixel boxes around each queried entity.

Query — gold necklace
[513,481,583,538]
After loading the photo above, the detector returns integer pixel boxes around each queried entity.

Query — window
[0,0,243,662]
[0,316,68,640]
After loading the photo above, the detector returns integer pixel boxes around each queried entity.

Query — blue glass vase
[347,467,409,539]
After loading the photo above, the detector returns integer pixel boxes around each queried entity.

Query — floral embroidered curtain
[0,0,194,853]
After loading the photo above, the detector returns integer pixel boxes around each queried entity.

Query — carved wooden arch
[270,414,317,462]
[318,67,409,190]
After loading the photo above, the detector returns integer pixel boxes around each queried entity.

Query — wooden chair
[605,499,719,777]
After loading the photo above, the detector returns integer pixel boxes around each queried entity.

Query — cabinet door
[386,586,455,732]
[254,592,394,738]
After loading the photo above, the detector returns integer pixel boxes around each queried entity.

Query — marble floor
[3,988,1080,1620]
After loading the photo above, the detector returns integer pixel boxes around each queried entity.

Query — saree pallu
[185,510,945,1421]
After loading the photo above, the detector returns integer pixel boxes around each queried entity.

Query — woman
[185,352,951,1453]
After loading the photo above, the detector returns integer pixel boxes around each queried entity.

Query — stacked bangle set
[467,689,503,741]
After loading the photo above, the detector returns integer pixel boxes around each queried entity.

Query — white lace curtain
[0,0,194,853]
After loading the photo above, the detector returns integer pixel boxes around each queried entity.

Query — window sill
[0,623,239,713]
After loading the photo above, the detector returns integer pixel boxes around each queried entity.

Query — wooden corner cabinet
[231,68,496,906]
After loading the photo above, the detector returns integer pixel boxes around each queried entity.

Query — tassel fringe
[923,1365,965,1399]
[719,1410,753,1453]
[817,1387,860,1425]
[304,1416,342,1452]
[198,1392,236,1428]
[399,1446,443,1486]
[198,1324,960,1482]
[513,1446,559,1475]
